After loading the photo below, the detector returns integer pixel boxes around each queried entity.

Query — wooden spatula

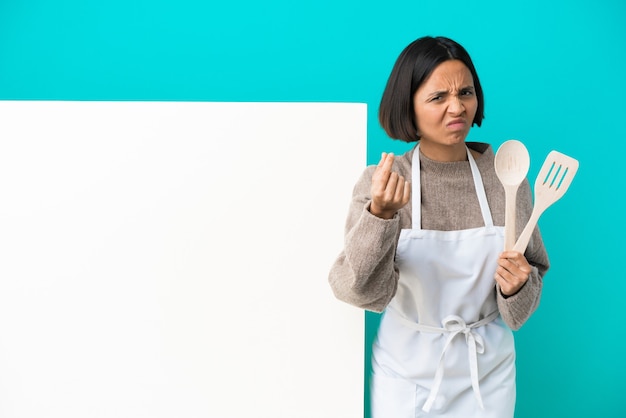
[513,151,579,253]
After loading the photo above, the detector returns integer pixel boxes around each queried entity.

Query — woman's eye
[461,90,474,96]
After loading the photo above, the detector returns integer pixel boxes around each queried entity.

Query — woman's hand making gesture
[369,152,411,219]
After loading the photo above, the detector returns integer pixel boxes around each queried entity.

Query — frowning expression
[413,59,478,154]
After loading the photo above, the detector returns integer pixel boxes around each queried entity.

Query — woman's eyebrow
[428,90,449,97]
[425,84,475,99]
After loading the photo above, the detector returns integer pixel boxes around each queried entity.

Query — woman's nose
[447,96,464,115]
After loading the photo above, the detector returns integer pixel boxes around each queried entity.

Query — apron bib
[371,145,516,418]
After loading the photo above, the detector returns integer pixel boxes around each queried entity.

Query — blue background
[1,1,625,416]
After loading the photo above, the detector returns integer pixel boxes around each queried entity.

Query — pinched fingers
[373,152,394,183]
[394,172,411,205]
[370,153,411,219]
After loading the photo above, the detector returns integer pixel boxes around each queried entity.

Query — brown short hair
[378,36,485,142]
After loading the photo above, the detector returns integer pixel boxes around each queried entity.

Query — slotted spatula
[512,151,579,253]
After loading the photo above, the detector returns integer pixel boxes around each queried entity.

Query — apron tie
[422,313,494,412]
[385,307,499,413]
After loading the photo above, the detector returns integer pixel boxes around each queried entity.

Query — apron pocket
[370,373,425,418]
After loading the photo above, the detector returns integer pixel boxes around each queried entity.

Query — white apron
[371,145,516,418]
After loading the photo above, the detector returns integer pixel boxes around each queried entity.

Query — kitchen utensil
[513,150,579,253]
[494,140,530,250]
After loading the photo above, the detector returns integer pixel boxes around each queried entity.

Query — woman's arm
[496,180,550,330]
[328,163,405,313]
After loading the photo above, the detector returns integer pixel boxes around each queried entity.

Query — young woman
[329,36,549,417]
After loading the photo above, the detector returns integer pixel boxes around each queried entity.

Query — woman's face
[413,59,478,159]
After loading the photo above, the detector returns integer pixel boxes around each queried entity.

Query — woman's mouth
[446,119,466,130]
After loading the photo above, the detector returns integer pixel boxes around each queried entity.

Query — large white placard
[0,101,365,418]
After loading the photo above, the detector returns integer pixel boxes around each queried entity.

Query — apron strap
[411,144,494,229]
[385,307,499,412]
[467,148,494,228]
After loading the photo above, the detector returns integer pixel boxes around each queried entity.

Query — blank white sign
[0,101,365,418]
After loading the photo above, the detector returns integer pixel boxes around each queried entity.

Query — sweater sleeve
[328,166,402,313]
[496,180,550,330]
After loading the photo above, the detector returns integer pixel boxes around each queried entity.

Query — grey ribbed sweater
[328,142,549,330]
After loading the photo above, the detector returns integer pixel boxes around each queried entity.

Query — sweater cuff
[497,266,542,330]
[344,201,401,259]
[361,200,401,235]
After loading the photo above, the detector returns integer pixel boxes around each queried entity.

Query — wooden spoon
[494,140,530,250]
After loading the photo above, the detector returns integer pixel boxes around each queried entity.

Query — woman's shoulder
[395,146,416,175]
[467,141,493,157]
[467,142,495,169]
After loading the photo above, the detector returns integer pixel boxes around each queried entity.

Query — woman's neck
[419,142,468,162]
